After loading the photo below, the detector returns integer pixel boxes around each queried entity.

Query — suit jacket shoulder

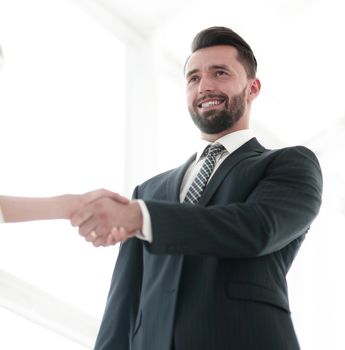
[138,138,322,258]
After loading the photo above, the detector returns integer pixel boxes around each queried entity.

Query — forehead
[185,45,243,74]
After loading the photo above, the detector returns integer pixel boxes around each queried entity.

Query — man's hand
[77,189,129,214]
[70,197,143,247]
[63,188,129,220]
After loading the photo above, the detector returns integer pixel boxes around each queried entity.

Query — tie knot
[205,143,225,158]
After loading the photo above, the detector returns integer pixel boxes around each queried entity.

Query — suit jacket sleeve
[143,146,322,258]
[93,188,143,350]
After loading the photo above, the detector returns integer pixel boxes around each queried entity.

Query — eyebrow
[211,64,230,71]
[185,64,231,78]
[185,68,199,79]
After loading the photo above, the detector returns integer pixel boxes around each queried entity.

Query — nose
[198,76,216,94]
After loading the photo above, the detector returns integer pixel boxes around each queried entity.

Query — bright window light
[0,0,126,348]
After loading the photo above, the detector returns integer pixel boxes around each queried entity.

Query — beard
[189,87,247,134]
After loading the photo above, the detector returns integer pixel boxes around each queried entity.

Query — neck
[201,126,249,142]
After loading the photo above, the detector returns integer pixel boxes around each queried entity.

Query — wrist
[130,200,143,232]
[58,194,80,219]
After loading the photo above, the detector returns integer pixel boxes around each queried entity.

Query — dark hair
[190,26,257,78]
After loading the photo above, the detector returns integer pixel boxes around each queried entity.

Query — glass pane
[0,0,126,347]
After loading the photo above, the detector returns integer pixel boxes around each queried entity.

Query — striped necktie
[184,143,225,204]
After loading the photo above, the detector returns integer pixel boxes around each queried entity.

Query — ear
[248,78,261,101]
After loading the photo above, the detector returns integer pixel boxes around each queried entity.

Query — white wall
[0,0,344,349]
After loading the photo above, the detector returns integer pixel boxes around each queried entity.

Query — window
[0,0,126,348]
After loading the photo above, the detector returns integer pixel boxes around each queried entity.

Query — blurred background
[0,0,344,348]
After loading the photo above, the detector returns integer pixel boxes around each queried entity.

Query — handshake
[67,189,143,247]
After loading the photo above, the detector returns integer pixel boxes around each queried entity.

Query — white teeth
[201,100,222,108]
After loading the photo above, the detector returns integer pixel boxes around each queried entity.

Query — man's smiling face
[185,45,258,138]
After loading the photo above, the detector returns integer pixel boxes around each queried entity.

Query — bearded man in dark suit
[73,26,323,350]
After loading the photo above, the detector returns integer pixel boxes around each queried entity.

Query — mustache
[194,94,228,107]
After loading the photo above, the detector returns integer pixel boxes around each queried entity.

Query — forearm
[146,166,322,257]
[0,194,79,223]
[145,200,315,258]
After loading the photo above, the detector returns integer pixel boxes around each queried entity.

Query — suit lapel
[162,138,265,203]
[165,153,196,201]
[199,138,265,205]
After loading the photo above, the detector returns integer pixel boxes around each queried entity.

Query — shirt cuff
[0,207,4,223]
[135,199,153,243]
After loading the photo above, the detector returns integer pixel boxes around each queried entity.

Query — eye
[215,70,227,77]
[187,75,200,84]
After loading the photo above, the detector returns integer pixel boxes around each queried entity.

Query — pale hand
[71,197,142,247]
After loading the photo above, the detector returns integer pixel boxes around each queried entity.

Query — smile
[198,99,225,109]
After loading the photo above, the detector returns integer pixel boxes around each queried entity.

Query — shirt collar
[195,129,254,162]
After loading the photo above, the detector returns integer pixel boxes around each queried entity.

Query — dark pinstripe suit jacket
[94,138,322,350]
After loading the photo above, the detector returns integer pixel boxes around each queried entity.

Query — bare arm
[0,194,80,222]
[0,189,129,223]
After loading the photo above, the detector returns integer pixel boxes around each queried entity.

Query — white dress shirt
[0,207,4,223]
[137,129,254,243]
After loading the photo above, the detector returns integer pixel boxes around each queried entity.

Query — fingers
[81,226,129,247]
[111,226,129,242]
[71,189,130,227]
[111,192,130,205]
[84,188,113,202]
[71,190,129,225]
[70,204,93,227]
[79,227,113,247]
[111,226,137,243]
[84,189,129,205]
[70,193,134,248]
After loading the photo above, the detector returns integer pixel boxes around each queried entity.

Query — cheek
[187,95,193,106]
[186,89,196,107]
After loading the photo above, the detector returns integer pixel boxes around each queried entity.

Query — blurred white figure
[0,45,3,71]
